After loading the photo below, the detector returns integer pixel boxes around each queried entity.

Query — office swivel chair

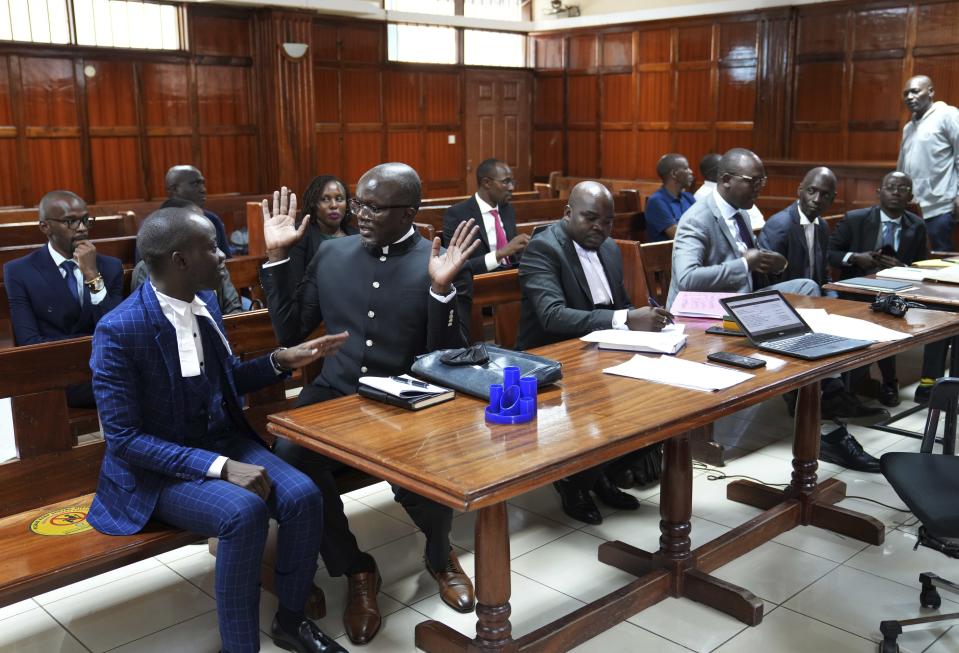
[878,378,959,653]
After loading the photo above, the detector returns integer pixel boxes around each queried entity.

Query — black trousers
[274,383,453,575]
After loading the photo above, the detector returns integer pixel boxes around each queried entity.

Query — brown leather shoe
[427,550,475,613]
[343,566,382,645]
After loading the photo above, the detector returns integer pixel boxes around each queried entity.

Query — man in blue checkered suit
[88,206,349,653]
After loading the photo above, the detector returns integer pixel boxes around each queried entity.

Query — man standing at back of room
[442,158,529,274]
[164,165,233,258]
[644,153,696,242]
[898,75,959,401]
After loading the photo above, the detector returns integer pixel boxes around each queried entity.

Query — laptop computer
[719,290,875,360]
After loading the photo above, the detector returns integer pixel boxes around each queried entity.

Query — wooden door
[465,70,532,193]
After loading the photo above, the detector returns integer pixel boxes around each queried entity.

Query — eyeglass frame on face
[726,173,768,188]
[881,183,913,194]
[348,198,411,216]
[42,215,94,230]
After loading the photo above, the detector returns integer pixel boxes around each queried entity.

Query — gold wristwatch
[84,273,104,293]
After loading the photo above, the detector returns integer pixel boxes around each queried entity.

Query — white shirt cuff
[206,455,228,478]
[484,251,502,271]
[262,258,290,269]
[611,309,629,330]
[89,287,107,304]
[842,252,854,265]
[429,286,457,303]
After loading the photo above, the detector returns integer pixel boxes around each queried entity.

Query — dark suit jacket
[442,196,519,276]
[87,284,279,535]
[827,206,929,277]
[517,221,633,351]
[260,233,472,397]
[757,202,832,287]
[4,246,124,345]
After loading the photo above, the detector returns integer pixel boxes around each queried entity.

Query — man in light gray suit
[667,148,819,307]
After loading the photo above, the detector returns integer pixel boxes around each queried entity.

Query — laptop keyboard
[764,332,848,352]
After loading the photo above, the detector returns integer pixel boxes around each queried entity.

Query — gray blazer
[666,192,762,308]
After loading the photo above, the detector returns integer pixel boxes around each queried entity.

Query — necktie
[733,211,754,249]
[60,260,80,306]
[490,208,510,265]
[883,221,897,251]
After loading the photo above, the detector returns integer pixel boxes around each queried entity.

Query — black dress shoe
[593,474,640,510]
[879,380,901,407]
[819,428,880,473]
[270,616,347,653]
[553,480,602,524]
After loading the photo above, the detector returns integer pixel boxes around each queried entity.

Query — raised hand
[262,186,309,262]
[428,218,481,295]
[274,332,349,369]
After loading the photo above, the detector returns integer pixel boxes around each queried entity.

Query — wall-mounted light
[281,42,309,60]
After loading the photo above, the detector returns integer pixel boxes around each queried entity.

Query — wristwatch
[270,347,293,374]
[84,274,104,293]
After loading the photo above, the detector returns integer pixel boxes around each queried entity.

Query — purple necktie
[733,211,754,248]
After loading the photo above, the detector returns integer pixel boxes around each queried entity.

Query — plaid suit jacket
[87,283,279,535]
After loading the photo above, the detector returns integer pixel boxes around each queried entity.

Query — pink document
[670,291,742,318]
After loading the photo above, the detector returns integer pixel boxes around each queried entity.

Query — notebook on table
[833,276,916,292]
[719,290,874,360]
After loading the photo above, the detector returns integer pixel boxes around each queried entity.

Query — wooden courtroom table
[267,296,959,653]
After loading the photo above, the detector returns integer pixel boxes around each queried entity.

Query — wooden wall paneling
[532,35,565,70]
[343,131,383,184]
[340,24,383,63]
[600,129,635,178]
[915,1,959,48]
[423,72,459,125]
[192,15,254,57]
[387,130,424,173]
[719,20,758,62]
[197,64,256,194]
[534,74,564,125]
[314,129,342,179]
[425,130,463,192]
[26,139,85,203]
[197,65,253,127]
[568,34,598,71]
[677,24,713,63]
[313,67,340,123]
[601,31,633,69]
[675,67,712,123]
[312,24,339,61]
[384,70,419,125]
[752,14,791,159]
[601,73,634,124]
[717,65,757,122]
[566,129,597,177]
[912,54,959,110]
[792,61,844,124]
[146,136,193,198]
[848,58,904,125]
[340,68,382,125]
[0,57,19,206]
[674,130,714,178]
[635,131,670,179]
[853,5,908,52]
[716,129,753,153]
[637,68,671,123]
[140,62,191,199]
[795,7,847,56]
[567,74,598,125]
[637,28,672,65]
[84,60,144,201]
[533,129,563,177]
[90,137,143,201]
[201,134,257,193]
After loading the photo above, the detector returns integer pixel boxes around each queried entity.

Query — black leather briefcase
[411,344,563,400]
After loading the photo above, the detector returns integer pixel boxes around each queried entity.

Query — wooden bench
[0,212,137,248]
[0,309,343,609]
[420,190,538,208]
[0,236,138,281]
[639,241,673,306]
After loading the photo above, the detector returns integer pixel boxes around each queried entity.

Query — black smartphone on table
[706,351,766,369]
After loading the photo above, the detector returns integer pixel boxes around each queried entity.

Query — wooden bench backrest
[470,268,522,349]
[0,212,137,248]
[0,236,138,281]
[614,239,651,306]
[224,255,268,308]
[640,240,673,306]
[420,190,538,207]
[0,309,286,519]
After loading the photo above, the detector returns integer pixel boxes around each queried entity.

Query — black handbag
[411,344,563,400]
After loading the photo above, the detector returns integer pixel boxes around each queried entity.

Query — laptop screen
[722,292,809,341]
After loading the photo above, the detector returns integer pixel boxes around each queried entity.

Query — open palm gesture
[262,186,308,261]
[428,218,481,294]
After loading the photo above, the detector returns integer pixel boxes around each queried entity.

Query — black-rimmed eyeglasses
[348,198,411,216]
[43,215,93,230]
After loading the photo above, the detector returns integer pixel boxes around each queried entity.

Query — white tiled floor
[3,379,958,652]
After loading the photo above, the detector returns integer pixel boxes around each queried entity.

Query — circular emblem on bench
[30,503,93,536]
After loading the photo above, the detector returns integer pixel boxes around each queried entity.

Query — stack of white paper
[876,267,928,282]
[797,308,908,342]
[581,324,687,354]
[927,265,959,284]
[603,354,754,392]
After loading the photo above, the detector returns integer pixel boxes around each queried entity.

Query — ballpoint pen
[390,375,431,389]
[647,295,675,325]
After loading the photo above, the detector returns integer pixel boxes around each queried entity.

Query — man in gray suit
[668,148,883,472]
[667,148,819,307]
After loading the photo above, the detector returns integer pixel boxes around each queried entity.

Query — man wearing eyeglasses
[259,163,481,645]
[3,190,124,407]
[442,158,529,274]
[667,147,820,308]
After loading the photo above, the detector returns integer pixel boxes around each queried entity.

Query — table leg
[416,502,516,653]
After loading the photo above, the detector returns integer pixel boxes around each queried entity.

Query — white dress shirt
[47,243,107,305]
[571,240,628,329]
[474,193,507,272]
[153,285,234,478]
[712,189,753,288]
[796,205,819,278]
[695,181,765,228]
